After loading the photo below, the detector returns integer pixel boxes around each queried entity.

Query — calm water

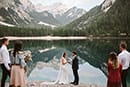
[0,39,130,86]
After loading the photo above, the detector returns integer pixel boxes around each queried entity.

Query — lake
[0,39,130,86]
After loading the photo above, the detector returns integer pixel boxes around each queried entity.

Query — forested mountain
[0,0,129,37]
[35,3,86,26]
[55,7,86,25]
[58,0,130,36]
[0,0,34,25]
[0,0,86,27]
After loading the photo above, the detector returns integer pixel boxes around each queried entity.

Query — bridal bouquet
[23,50,32,62]
[21,50,32,73]
[67,57,72,64]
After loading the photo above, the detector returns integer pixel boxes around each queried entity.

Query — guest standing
[71,51,79,85]
[10,40,27,87]
[118,42,130,87]
[107,52,122,87]
[0,38,11,87]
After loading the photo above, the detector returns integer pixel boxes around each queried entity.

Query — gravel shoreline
[4,81,105,87]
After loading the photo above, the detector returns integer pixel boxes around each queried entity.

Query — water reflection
[28,58,107,85]
[0,39,130,85]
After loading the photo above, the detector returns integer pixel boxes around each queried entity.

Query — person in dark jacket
[71,51,79,85]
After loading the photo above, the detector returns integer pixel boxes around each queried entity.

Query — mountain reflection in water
[0,39,130,85]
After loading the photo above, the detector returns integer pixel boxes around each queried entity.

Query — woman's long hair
[63,52,66,58]
[109,52,119,69]
[13,40,23,57]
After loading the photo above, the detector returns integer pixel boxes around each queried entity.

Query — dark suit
[72,55,79,84]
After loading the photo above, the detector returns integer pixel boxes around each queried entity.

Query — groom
[71,51,79,85]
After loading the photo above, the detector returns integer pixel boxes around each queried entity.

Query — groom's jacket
[72,56,79,70]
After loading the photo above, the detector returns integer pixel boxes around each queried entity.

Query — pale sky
[30,0,104,11]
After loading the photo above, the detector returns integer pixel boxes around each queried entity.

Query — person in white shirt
[118,42,130,87]
[0,38,11,87]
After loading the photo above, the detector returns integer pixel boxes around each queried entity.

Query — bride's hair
[63,52,66,58]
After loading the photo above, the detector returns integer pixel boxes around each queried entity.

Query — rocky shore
[4,81,105,87]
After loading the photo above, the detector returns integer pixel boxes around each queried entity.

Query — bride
[55,52,69,84]
[41,52,69,85]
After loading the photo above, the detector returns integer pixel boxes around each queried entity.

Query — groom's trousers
[73,69,79,84]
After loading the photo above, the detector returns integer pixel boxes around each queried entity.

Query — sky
[30,0,104,11]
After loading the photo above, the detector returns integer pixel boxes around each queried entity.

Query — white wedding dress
[54,57,69,84]
[41,57,69,85]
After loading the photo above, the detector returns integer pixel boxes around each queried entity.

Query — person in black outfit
[71,51,79,85]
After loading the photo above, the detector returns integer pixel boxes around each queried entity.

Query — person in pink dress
[10,40,27,87]
[107,52,122,87]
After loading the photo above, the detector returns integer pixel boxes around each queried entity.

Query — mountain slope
[56,7,86,25]
[0,0,86,26]
[0,21,15,27]
[29,11,60,26]
[101,0,116,12]
[61,0,130,36]
[35,3,69,17]
[34,3,86,26]
[0,0,34,25]
[105,0,130,34]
